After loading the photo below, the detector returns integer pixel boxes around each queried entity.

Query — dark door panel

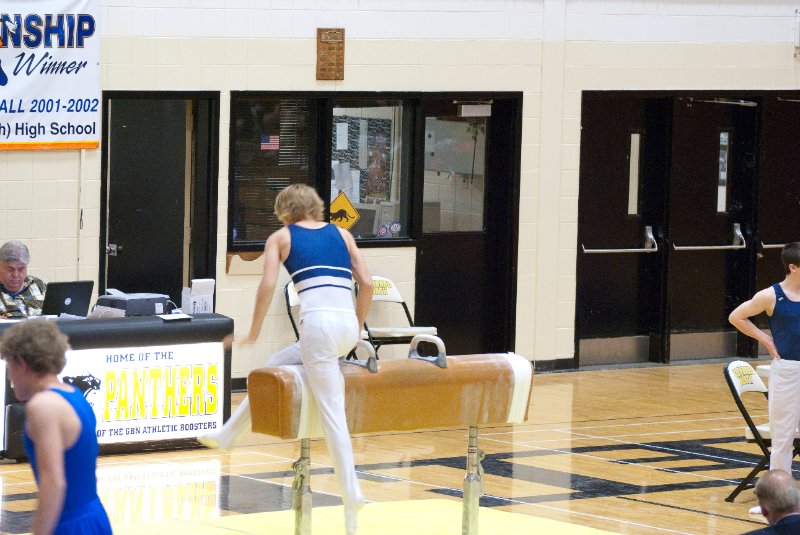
[576,95,670,364]
[416,234,486,354]
[756,97,800,292]
[106,99,186,302]
[666,98,757,359]
[415,97,520,356]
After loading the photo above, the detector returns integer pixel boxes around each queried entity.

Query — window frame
[226,91,518,253]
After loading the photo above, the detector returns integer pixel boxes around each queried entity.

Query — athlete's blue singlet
[284,224,354,315]
[24,387,112,535]
[768,283,800,361]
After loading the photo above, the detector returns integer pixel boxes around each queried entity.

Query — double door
[577,93,800,364]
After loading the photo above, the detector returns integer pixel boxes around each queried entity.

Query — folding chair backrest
[371,276,405,304]
[725,360,768,397]
[724,360,769,452]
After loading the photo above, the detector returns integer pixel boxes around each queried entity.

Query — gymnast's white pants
[768,358,800,474]
[294,310,363,511]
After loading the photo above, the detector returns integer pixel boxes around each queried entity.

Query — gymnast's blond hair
[274,184,325,225]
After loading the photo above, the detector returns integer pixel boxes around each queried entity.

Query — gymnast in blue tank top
[0,320,112,535]
[730,242,800,487]
[200,184,374,534]
[768,283,800,361]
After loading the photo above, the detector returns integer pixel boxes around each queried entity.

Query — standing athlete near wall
[729,242,800,516]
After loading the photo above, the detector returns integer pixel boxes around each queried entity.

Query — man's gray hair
[755,469,800,516]
[0,241,30,265]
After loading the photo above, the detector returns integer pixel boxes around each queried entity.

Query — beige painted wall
[3,1,800,376]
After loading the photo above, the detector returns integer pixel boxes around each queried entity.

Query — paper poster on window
[0,0,100,150]
[336,122,348,150]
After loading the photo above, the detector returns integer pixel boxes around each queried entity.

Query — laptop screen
[41,281,94,317]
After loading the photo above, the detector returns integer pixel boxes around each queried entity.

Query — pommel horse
[247,335,534,535]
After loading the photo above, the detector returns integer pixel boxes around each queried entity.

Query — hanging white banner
[0,0,100,150]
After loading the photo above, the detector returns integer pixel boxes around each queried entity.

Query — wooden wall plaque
[317,28,345,81]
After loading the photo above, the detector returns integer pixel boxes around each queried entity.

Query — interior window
[228,93,502,250]
[422,116,487,232]
[329,100,413,240]
[228,96,317,249]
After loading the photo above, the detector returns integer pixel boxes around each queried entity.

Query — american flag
[261,134,280,151]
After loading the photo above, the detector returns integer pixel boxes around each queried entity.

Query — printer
[95,289,170,316]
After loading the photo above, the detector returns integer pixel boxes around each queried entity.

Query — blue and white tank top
[284,224,354,315]
[768,283,800,361]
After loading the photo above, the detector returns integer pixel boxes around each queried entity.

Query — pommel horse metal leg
[462,425,485,535]
[292,438,312,535]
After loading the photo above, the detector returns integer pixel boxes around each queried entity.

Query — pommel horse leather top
[248,352,534,440]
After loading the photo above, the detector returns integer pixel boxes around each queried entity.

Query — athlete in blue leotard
[0,320,112,535]
[730,242,800,515]
[200,184,373,534]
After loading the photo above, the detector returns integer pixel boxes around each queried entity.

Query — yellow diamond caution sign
[329,191,360,230]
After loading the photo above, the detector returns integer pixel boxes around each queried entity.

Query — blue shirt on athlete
[768,283,800,361]
[24,387,112,534]
[284,224,354,316]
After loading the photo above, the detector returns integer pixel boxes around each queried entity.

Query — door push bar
[581,226,658,254]
[672,223,746,251]
[760,242,786,250]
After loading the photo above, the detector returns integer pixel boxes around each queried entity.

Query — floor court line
[617,496,764,526]
[480,493,697,535]
[479,437,741,484]
[563,432,764,470]
[552,426,743,439]
[483,414,764,436]
[491,409,756,427]
[510,432,738,446]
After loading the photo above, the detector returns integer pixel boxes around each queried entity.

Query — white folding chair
[723,360,800,502]
[361,276,437,356]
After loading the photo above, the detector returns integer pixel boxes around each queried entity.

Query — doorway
[100,92,219,305]
[414,96,521,355]
[577,92,761,365]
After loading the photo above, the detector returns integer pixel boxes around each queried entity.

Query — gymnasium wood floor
[0,359,777,534]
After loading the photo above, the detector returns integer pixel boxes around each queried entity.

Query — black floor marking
[0,510,32,534]
[218,474,341,513]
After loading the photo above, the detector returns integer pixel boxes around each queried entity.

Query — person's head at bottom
[0,320,67,401]
[755,469,800,525]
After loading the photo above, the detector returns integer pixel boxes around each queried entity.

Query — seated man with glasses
[0,241,46,319]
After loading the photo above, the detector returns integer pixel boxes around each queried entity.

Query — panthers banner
[0,0,100,150]
[61,342,224,445]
